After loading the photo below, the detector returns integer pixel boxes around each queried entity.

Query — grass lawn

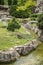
[0,21,35,50]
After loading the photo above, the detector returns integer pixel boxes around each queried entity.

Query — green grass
[0,21,34,50]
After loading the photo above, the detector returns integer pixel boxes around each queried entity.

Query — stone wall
[15,39,38,56]
[24,21,43,41]
[0,39,38,62]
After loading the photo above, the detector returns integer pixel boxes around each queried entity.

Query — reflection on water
[0,43,43,65]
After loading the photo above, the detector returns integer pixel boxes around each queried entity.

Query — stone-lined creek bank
[0,41,43,65]
[0,39,38,62]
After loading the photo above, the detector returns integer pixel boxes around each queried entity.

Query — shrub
[7,18,21,32]
[9,5,17,16]
[9,5,30,18]
[30,14,39,18]
[9,0,36,18]
[15,9,30,18]
[37,13,43,30]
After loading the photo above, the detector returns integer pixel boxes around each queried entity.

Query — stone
[38,30,41,37]
[15,46,24,55]
[34,27,38,34]
[32,39,38,49]
[31,26,35,31]
[21,46,29,55]
[2,22,7,27]
[40,34,43,42]
[0,48,20,62]
[9,48,20,60]
[24,24,31,30]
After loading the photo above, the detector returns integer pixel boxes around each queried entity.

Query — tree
[7,18,21,32]
[8,0,12,5]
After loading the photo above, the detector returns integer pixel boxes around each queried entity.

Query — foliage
[30,13,39,21]
[20,0,26,5]
[7,18,21,32]
[9,5,17,16]
[9,0,36,18]
[0,0,4,5]
[37,13,43,30]
[30,14,39,18]
[15,9,30,18]
[13,0,18,5]
[8,0,12,5]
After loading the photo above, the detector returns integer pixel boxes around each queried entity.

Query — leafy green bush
[9,5,17,16]
[30,14,39,18]
[7,18,21,32]
[15,9,30,18]
[37,13,43,30]
[9,0,36,18]
[9,5,30,18]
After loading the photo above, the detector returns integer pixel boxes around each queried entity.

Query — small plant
[7,18,21,32]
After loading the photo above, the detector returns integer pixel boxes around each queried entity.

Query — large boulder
[0,48,20,62]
